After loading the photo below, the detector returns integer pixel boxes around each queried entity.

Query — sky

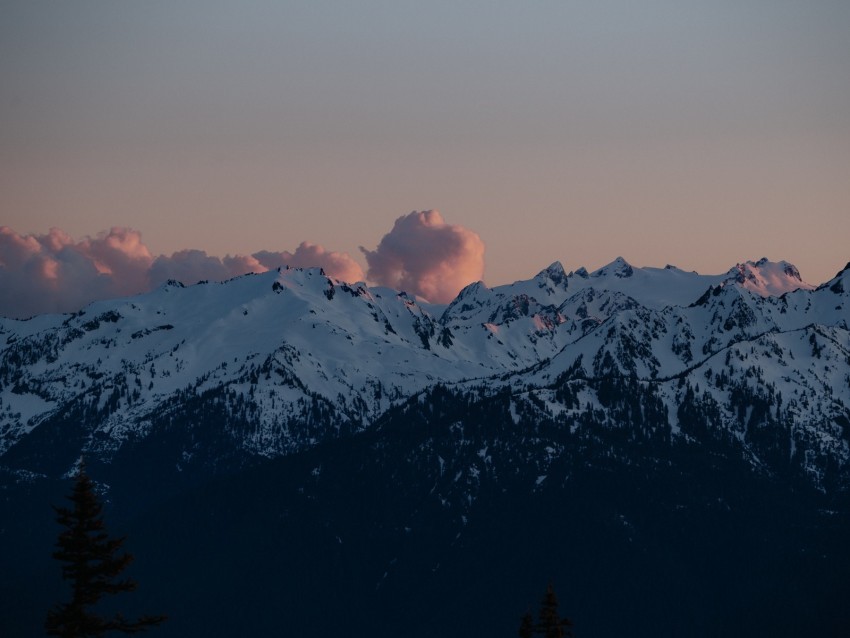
[2,1,849,317]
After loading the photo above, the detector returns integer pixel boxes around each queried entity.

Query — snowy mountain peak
[724,259,813,297]
[592,256,634,279]
[453,280,489,301]
[817,262,850,295]
[832,262,850,280]
[572,266,589,279]
[525,261,569,296]
[160,278,186,290]
[536,261,567,282]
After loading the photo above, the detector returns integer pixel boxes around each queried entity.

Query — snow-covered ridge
[0,259,847,487]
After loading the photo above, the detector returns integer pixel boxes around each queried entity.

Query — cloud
[360,210,485,303]
[79,227,154,293]
[0,227,155,319]
[0,227,364,319]
[148,249,245,286]
[253,242,365,283]
[148,243,364,287]
[0,214,481,318]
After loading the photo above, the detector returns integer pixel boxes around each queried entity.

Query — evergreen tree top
[518,583,574,638]
[46,459,165,637]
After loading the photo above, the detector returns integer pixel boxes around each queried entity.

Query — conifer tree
[518,611,535,638]
[45,460,165,637]
[536,583,573,638]
[518,583,574,637]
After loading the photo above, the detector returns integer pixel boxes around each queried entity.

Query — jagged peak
[689,281,747,307]
[724,258,812,297]
[816,262,850,294]
[451,280,489,302]
[572,266,589,279]
[535,261,567,281]
[530,261,568,292]
[591,256,634,279]
[461,279,487,292]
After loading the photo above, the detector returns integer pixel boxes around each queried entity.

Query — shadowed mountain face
[1,259,849,636]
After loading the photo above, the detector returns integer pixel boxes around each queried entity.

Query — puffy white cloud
[0,214,481,317]
[148,249,239,286]
[253,242,364,283]
[361,210,485,303]
[0,227,154,318]
[0,226,364,319]
[80,227,154,293]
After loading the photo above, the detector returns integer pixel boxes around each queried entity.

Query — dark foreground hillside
[3,388,850,638]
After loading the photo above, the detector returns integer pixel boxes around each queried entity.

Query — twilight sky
[2,1,849,316]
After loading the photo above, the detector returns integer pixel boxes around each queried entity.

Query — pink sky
[2,2,848,316]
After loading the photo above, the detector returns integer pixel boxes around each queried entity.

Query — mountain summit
[724,257,813,296]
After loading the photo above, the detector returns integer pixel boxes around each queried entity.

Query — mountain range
[1,256,849,637]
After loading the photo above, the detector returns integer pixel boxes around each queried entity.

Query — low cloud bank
[361,210,485,303]
[0,227,364,319]
[252,242,364,283]
[0,227,154,319]
[1,212,484,318]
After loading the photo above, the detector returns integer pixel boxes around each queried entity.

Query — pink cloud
[82,228,154,292]
[0,226,364,319]
[361,210,485,303]
[224,254,265,276]
[253,242,365,283]
[0,226,43,267]
[0,227,154,318]
[148,249,237,286]
[148,242,366,288]
[0,215,478,318]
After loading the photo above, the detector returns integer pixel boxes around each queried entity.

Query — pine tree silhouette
[518,583,574,637]
[45,460,165,637]
[537,583,573,638]
[518,610,535,638]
